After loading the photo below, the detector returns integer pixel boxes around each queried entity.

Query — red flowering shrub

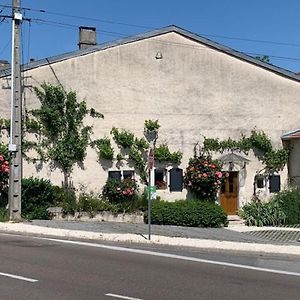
[0,144,9,206]
[0,153,9,192]
[184,154,224,200]
[102,178,139,203]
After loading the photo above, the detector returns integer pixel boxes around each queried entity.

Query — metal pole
[148,169,151,240]
[8,0,22,221]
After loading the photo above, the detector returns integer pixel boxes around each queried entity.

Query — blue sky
[1,0,300,72]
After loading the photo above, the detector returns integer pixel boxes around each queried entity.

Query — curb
[0,223,299,256]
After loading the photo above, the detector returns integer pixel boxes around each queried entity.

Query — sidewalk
[0,220,299,256]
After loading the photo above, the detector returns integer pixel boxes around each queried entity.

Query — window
[108,171,121,181]
[108,170,134,181]
[155,169,167,189]
[256,175,264,189]
[169,167,183,192]
[269,175,280,193]
[123,170,134,180]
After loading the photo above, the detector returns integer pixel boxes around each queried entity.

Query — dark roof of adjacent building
[1,25,300,82]
[281,129,300,140]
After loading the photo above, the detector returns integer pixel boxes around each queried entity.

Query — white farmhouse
[1,25,300,214]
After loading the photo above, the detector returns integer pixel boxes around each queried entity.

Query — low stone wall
[47,207,144,224]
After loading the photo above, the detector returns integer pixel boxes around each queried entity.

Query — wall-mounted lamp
[155,52,163,59]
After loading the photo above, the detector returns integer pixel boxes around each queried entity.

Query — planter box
[48,207,144,224]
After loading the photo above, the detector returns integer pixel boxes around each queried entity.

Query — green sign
[145,186,156,200]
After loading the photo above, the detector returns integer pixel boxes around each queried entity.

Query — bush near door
[272,187,300,225]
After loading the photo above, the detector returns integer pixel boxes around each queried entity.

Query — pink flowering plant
[0,147,9,193]
[184,153,224,200]
[102,178,139,203]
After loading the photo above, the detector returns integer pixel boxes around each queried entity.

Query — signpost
[147,148,155,240]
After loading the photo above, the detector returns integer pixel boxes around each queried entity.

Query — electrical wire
[0,3,155,30]
[0,38,10,56]
[2,4,300,66]
[27,18,300,64]
[2,3,300,49]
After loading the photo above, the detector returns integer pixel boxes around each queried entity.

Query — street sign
[145,186,156,200]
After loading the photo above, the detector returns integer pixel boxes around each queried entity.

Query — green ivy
[109,121,182,183]
[128,146,147,182]
[155,144,183,164]
[91,137,114,160]
[144,119,160,132]
[203,129,288,173]
[135,137,149,150]
[116,153,124,162]
[111,127,135,148]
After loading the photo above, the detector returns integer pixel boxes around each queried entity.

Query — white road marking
[33,236,300,278]
[0,271,38,282]
[105,293,142,300]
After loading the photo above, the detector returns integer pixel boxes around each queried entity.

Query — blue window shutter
[169,168,183,192]
[269,175,280,193]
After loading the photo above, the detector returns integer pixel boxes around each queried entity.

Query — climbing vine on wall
[105,120,182,183]
[203,129,288,173]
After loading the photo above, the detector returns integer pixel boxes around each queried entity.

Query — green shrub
[272,187,300,225]
[102,178,139,203]
[0,207,8,222]
[60,188,77,215]
[239,198,286,226]
[21,177,61,220]
[144,200,228,227]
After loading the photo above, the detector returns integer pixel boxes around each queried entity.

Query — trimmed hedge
[144,200,228,227]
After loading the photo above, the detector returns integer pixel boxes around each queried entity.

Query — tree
[255,55,270,63]
[26,83,103,190]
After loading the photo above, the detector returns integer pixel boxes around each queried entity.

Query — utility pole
[8,0,22,221]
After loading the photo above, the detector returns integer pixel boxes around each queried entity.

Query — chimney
[0,60,10,70]
[78,26,97,50]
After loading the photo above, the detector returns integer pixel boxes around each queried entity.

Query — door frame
[219,171,239,215]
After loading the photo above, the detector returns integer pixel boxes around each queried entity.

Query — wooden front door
[220,172,238,215]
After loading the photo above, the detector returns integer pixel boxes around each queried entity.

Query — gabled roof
[281,128,300,140]
[218,153,250,164]
[1,25,300,82]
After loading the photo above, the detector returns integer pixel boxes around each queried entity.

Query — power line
[2,3,300,49]
[3,5,300,66]
[0,3,155,30]
[0,38,10,56]
[26,17,300,64]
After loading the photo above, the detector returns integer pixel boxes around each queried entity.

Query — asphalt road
[0,233,299,300]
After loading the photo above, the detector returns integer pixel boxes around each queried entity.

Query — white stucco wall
[1,31,299,204]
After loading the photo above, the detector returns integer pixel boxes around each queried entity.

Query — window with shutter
[269,175,280,193]
[108,171,121,181]
[256,175,264,188]
[155,169,167,189]
[169,167,183,192]
[123,170,134,180]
